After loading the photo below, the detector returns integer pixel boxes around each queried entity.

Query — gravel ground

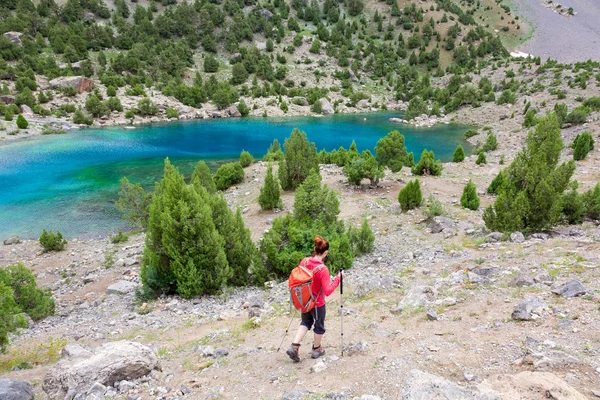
[512,0,600,62]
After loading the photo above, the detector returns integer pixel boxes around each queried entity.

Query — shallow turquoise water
[0,112,470,238]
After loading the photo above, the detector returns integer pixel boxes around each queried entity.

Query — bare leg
[313,333,323,348]
[293,325,309,344]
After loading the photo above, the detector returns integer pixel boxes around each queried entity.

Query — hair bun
[313,235,329,255]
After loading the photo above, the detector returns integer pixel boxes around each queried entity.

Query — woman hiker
[286,235,344,362]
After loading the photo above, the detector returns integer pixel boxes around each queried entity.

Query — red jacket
[302,257,341,307]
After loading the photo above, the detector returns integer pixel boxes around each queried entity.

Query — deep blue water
[0,112,470,239]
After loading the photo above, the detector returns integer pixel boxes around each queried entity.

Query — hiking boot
[311,345,325,359]
[286,343,300,362]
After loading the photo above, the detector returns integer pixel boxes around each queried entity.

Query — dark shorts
[301,305,326,335]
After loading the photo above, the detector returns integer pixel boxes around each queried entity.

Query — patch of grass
[0,338,67,372]
[104,250,116,269]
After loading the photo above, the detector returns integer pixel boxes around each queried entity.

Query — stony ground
[512,0,600,62]
[1,135,600,399]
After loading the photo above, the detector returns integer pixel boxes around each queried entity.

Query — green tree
[452,145,465,162]
[191,160,217,194]
[231,63,249,85]
[405,96,428,120]
[483,133,498,152]
[561,183,584,224]
[572,131,594,161]
[375,130,408,172]
[141,159,231,298]
[347,0,364,15]
[483,114,575,233]
[214,162,245,191]
[361,150,384,185]
[266,39,274,52]
[460,180,480,210]
[237,99,250,116]
[259,163,283,210]
[136,98,159,116]
[344,157,365,185]
[398,179,422,211]
[293,170,339,225]
[278,128,319,190]
[487,170,506,194]
[348,218,375,255]
[0,282,23,353]
[4,109,13,121]
[412,150,442,176]
[204,54,219,73]
[582,184,600,220]
[115,177,151,229]
[476,151,487,165]
[239,150,254,167]
[0,263,55,321]
[309,39,321,54]
[39,229,66,252]
[208,194,254,287]
[16,114,28,129]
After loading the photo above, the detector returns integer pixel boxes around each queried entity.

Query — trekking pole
[277,310,297,352]
[340,269,344,357]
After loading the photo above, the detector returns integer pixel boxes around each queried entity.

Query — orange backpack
[288,258,324,313]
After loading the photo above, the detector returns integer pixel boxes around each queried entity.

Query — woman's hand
[337,270,345,279]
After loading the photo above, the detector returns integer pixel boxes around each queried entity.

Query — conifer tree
[412,150,442,176]
[142,159,230,298]
[398,179,422,211]
[476,151,487,165]
[375,130,408,172]
[294,170,340,225]
[483,114,575,233]
[259,163,283,210]
[16,114,28,129]
[452,145,465,162]
[460,180,480,210]
[191,160,216,194]
[278,128,319,190]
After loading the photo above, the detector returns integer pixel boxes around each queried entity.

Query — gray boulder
[511,295,548,321]
[49,76,94,93]
[343,340,370,356]
[551,280,587,298]
[292,96,309,106]
[3,236,20,245]
[226,104,241,117]
[399,285,436,308]
[429,216,455,234]
[486,232,504,242]
[106,280,137,295]
[400,369,500,399]
[510,232,525,243]
[3,32,24,46]
[319,98,334,115]
[356,99,370,109]
[61,343,93,359]
[531,350,580,370]
[0,379,34,400]
[511,273,534,287]
[0,95,15,105]
[43,341,160,400]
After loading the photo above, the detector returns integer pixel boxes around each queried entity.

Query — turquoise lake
[0,112,471,239]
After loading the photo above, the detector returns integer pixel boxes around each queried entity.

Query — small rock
[551,280,587,298]
[426,311,438,321]
[311,360,327,373]
[180,385,191,395]
[87,382,107,397]
[106,280,138,295]
[83,274,98,284]
[486,232,504,242]
[511,295,548,321]
[343,340,370,356]
[511,273,534,287]
[214,348,229,358]
[510,232,525,243]
[194,345,215,357]
[3,236,20,245]
[0,379,34,400]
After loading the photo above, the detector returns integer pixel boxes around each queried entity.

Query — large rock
[292,96,309,106]
[226,104,241,117]
[0,95,15,105]
[49,76,94,93]
[530,350,580,370]
[3,32,24,46]
[483,371,587,400]
[429,216,455,234]
[0,379,34,400]
[510,232,525,243]
[106,280,138,295]
[551,280,587,298]
[511,295,548,321]
[319,98,334,115]
[43,341,160,400]
[399,285,436,308]
[3,236,20,245]
[356,99,370,109]
[401,369,500,399]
